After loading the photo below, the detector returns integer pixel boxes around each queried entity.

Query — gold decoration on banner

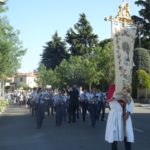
[105,1,134,24]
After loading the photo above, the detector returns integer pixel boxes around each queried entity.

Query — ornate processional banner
[112,23,136,98]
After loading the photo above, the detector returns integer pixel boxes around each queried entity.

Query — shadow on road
[0,105,150,150]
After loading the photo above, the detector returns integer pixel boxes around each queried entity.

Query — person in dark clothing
[79,89,89,122]
[97,92,106,121]
[35,88,45,129]
[89,95,99,128]
[67,86,79,123]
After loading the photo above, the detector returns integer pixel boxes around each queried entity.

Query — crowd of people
[5,84,134,150]
[24,86,107,129]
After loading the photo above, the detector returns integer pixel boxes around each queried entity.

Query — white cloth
[105,100,134,143]
[112,23,136,96]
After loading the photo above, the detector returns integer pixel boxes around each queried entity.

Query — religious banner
[112,23,136,98]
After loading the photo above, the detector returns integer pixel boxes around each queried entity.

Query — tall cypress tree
[66,13,99,56]
[40,32,68,69]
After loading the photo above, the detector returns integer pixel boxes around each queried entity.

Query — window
[20,77,23,82]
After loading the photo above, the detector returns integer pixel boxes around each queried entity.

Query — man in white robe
[105,94,134,150]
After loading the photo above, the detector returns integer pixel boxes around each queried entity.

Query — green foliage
[98,39,114,81]
[47,69,60,88]
[66,13,99,56]
[40,32,68,70]
[0,99,9,113]
[137,69,150,89]
[37,64,59,88]
[55,55,103,89]
[134,48,150,72]
[17,83,30,90]
[133,0,150,49]
[37,64,49,87]
[55,57,84,86]
[0,4,26,79]
[38,14,115,89]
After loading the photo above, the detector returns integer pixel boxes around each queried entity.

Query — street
[0,104,150,150]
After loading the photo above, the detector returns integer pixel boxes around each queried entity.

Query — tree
[137,69,150,89]
[133,48,150,73]
[132,0,150,49]
[132,48,150,98]
[17,83,30,91]
[0,5,26,79]
[55,57,82,86]
[66,13,99,56]
[55,56,102,91]
[37,64,49,87]
[37,64,60,88]
[98,39,114,81]
[40,32,68,70]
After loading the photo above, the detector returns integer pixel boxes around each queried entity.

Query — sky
[5,0,140,73]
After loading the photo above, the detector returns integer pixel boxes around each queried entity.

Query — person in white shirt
[105,87,134,150]
[54,89,65,126]
[79,89,89,122]
[30,88,38,117]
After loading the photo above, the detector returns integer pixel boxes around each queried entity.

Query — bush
[137,69,150,89]
[0,99,9,113]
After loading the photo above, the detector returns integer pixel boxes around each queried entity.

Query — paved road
[0,104,150,150]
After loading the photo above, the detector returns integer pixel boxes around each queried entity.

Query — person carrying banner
[105,85,134,150]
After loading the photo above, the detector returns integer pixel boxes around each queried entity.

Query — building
[14,72,38,88]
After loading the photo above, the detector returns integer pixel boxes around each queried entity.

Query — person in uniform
[35,88,45,129]
[97,90,106,121]
[54,89,65,127]
[30,88,37,117]
[79,89,89,122]
[49,89,55,115]
[88,88,99,128]
[42,89,50,116]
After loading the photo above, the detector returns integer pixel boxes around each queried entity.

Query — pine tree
[66,13,99,56]
[40,32,68,69]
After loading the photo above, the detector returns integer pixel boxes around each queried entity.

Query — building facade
[14,72,38,88]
